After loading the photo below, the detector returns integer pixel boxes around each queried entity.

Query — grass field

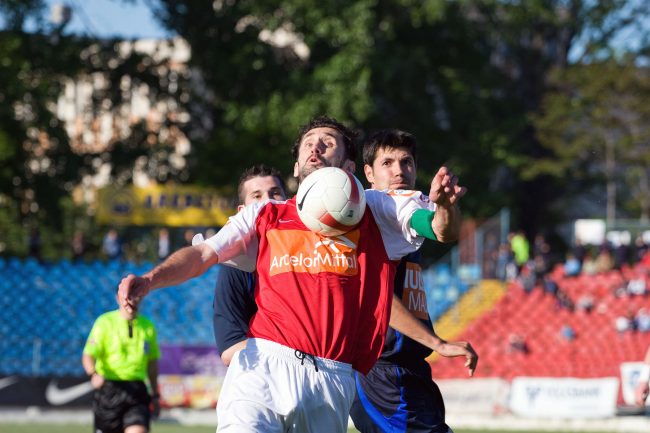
[0,422,622,433]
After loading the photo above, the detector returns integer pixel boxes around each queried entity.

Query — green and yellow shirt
[83,310,160,381]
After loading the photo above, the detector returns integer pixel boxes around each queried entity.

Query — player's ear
[342,159,355,174]
[363,164,374,185]
[293,161,299,178]
[237,204,245,213]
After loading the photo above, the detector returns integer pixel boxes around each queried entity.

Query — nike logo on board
[45,380,94,405]
[0,376,18,391]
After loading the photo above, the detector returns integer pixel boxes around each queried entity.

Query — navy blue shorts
[350,363,450,433]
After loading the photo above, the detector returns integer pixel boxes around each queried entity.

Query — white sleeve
[200,201,266,272]
[365,189,432,260]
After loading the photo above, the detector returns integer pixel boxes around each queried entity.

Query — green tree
[531,59,650,222]
[145,1,648,229]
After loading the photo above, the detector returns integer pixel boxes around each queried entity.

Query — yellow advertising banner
[96,185,235,227]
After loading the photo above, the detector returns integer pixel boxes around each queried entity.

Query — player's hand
[90,373,105,389]
[118,274,151,313]
[151,395,161,418]
[635,381,649,406]
[429,166,466,208]
[435,341,478,377]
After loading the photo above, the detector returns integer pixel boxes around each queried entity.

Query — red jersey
[206,190,429,374]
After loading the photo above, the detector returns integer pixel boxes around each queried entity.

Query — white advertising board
[509,377,619,418]
[620,362,650,406]
[438,378,510,415]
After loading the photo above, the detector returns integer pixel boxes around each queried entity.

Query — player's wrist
[87,370,97,378]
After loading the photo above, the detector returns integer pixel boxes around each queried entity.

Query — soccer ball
[296,167,366,237]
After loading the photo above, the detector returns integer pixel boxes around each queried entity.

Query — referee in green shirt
[82,289,161,433]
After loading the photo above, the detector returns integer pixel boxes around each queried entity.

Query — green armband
[410,209,437,240]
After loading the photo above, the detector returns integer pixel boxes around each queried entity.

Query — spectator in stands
[572,238,587,265]
[613,240,630,270]
[635,308,650,333]
[71,230,86,261]
[510,230,530,272]
[576,292,595,314]
[563,252,581,277]
[635,345,650,406]
[102,229,122,260]
[627,276,647,296]
[633,235,648,264]
[28,227,42,261]
[82,288,160,433]
[518,262,536,294]
[157,228,170,261]
[533,254,549,285]
[554,289,574,312]
[542,274,559,297]
[594,247,614,274]
[506,333,529,354]
[559,324,576,342]
[582,252,598,276]
[496,242,516,281]
[615,309,636,334]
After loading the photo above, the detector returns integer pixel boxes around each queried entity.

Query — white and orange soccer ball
[296,167,366,237]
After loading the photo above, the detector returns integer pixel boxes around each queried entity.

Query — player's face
[238,175,286,211]
[364,147,416,190]
[293,127,354,182]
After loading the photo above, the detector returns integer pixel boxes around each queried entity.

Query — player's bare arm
[389,296,478,376]
[119,243,219,309]
[429,166,466,243]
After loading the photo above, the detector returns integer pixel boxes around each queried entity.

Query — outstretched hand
[429,166,466,208]
[435,341,478,377]
[118,274,151,313]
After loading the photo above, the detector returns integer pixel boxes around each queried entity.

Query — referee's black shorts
[93,380,151,433]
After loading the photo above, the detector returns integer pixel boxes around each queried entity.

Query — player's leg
[294,358,356,433]
[216,342,287,433]
[400,370,450,433]
[349,366,403,433]
[350,364,451,433]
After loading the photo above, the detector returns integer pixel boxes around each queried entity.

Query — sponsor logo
[45,380,94,406]
[278,219,294,223]
[526,386,542,405]
[267,229,359,276]
[0,376,19,391]
[401,262,428,319]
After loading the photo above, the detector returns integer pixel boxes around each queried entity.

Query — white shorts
[216,338,355,433]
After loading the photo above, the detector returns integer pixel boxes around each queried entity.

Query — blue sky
[44,0,172,39]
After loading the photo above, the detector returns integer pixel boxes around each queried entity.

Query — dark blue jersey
[379,250,433,368]
[213,265,257,357]
[350,251,450,433]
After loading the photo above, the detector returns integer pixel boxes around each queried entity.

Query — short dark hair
[362,129,418,166]
[237,164,286,204]
[291,115,358,162]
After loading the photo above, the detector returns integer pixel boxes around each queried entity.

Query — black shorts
[350,363,451,433]
[93,380,151,433]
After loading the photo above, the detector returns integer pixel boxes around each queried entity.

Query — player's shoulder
[366,189,430,206]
